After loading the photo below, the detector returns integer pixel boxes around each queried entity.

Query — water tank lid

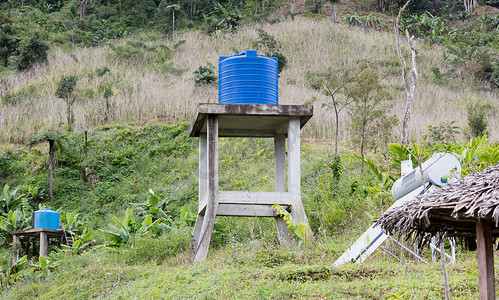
[220,50,274,62]
[237,50,258,58]
[36,208,55,212]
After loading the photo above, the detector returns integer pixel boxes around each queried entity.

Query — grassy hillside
[1,17,497,145]
[0,119,498,298]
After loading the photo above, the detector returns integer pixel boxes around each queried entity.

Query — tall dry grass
[0,17,497,144]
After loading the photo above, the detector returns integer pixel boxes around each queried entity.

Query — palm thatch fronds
[376,165,499,246]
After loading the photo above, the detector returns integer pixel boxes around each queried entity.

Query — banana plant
[352,154,395,209]
[29,254,60,275]
[0,255,28,289]
[0,185,24,215]
[479,145,499,166]
[60,228,94,254]
[99,208,161,246]
[59,210,84,234]
[451,135,490,175]
[0,209,30,247]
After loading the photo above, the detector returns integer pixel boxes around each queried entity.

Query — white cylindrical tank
[400,159,413,177]
[392,153,461,200]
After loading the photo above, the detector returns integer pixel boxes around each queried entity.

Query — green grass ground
[1,234,490,299]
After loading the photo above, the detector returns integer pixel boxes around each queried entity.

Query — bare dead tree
[395,0,418,145]
[464,0,477,13]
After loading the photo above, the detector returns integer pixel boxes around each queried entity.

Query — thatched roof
[376,165,499,245]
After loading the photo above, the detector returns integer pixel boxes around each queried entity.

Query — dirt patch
[273,265,396,282]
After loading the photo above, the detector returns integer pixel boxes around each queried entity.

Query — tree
[26,132,64,200]
[0,23,19,67]
[345,68,398,161]
[156,1,187,34]
[16,32,49,71]
[464,0,477,13]
[395,0,418,145]
[103,85,114,122]
[55,75,78,131]
[305,67,362,155]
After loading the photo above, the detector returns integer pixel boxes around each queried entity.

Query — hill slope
[1,17,497,145]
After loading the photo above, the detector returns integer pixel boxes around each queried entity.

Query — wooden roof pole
[476,219,495,300]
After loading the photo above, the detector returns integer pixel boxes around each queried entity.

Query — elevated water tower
[190,51,313,263]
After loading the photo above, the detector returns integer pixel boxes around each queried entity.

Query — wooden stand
[11,228,64,265]
[189,104,313,263]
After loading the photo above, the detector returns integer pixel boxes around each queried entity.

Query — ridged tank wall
[34,209,59,230]
[218,50,278,105]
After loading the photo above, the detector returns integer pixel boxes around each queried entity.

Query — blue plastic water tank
[219,50,278,105]
[34,209,59,230]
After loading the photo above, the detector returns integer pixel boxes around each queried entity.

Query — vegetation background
[0,0,498,298]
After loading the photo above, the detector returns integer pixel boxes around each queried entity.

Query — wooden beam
[198,192,295,214]
[216,204,288,217]
[11,228,64,236]
[476,219,495,300]
[217,191,295,205]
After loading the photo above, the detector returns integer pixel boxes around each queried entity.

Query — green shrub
[1,85,38,106]
[193,65,217,85]
[96,66,110,76]
[124,229,191,265]
[467,102,490,138]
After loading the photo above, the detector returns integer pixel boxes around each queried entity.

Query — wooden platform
[189,103,313,138]
[11,228,65,265]
[11,228,64,238]
[190,103,313,263]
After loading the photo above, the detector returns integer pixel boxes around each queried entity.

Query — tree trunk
[66,98,72,131]
[334,104,339,155]
[172,10,175,33]
[49,139,54,200]
[396,0,418,145]
[331,4,340,23]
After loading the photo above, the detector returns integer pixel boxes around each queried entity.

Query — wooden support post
[287,117,310,234]
[40,231,48,257]
[191,215,205,250]
[192,133,208,249]
[12,235,19,266]
[476,219,495,300]
[193,115,218,263]
[199,133,208,203]
[274,135,292,244]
